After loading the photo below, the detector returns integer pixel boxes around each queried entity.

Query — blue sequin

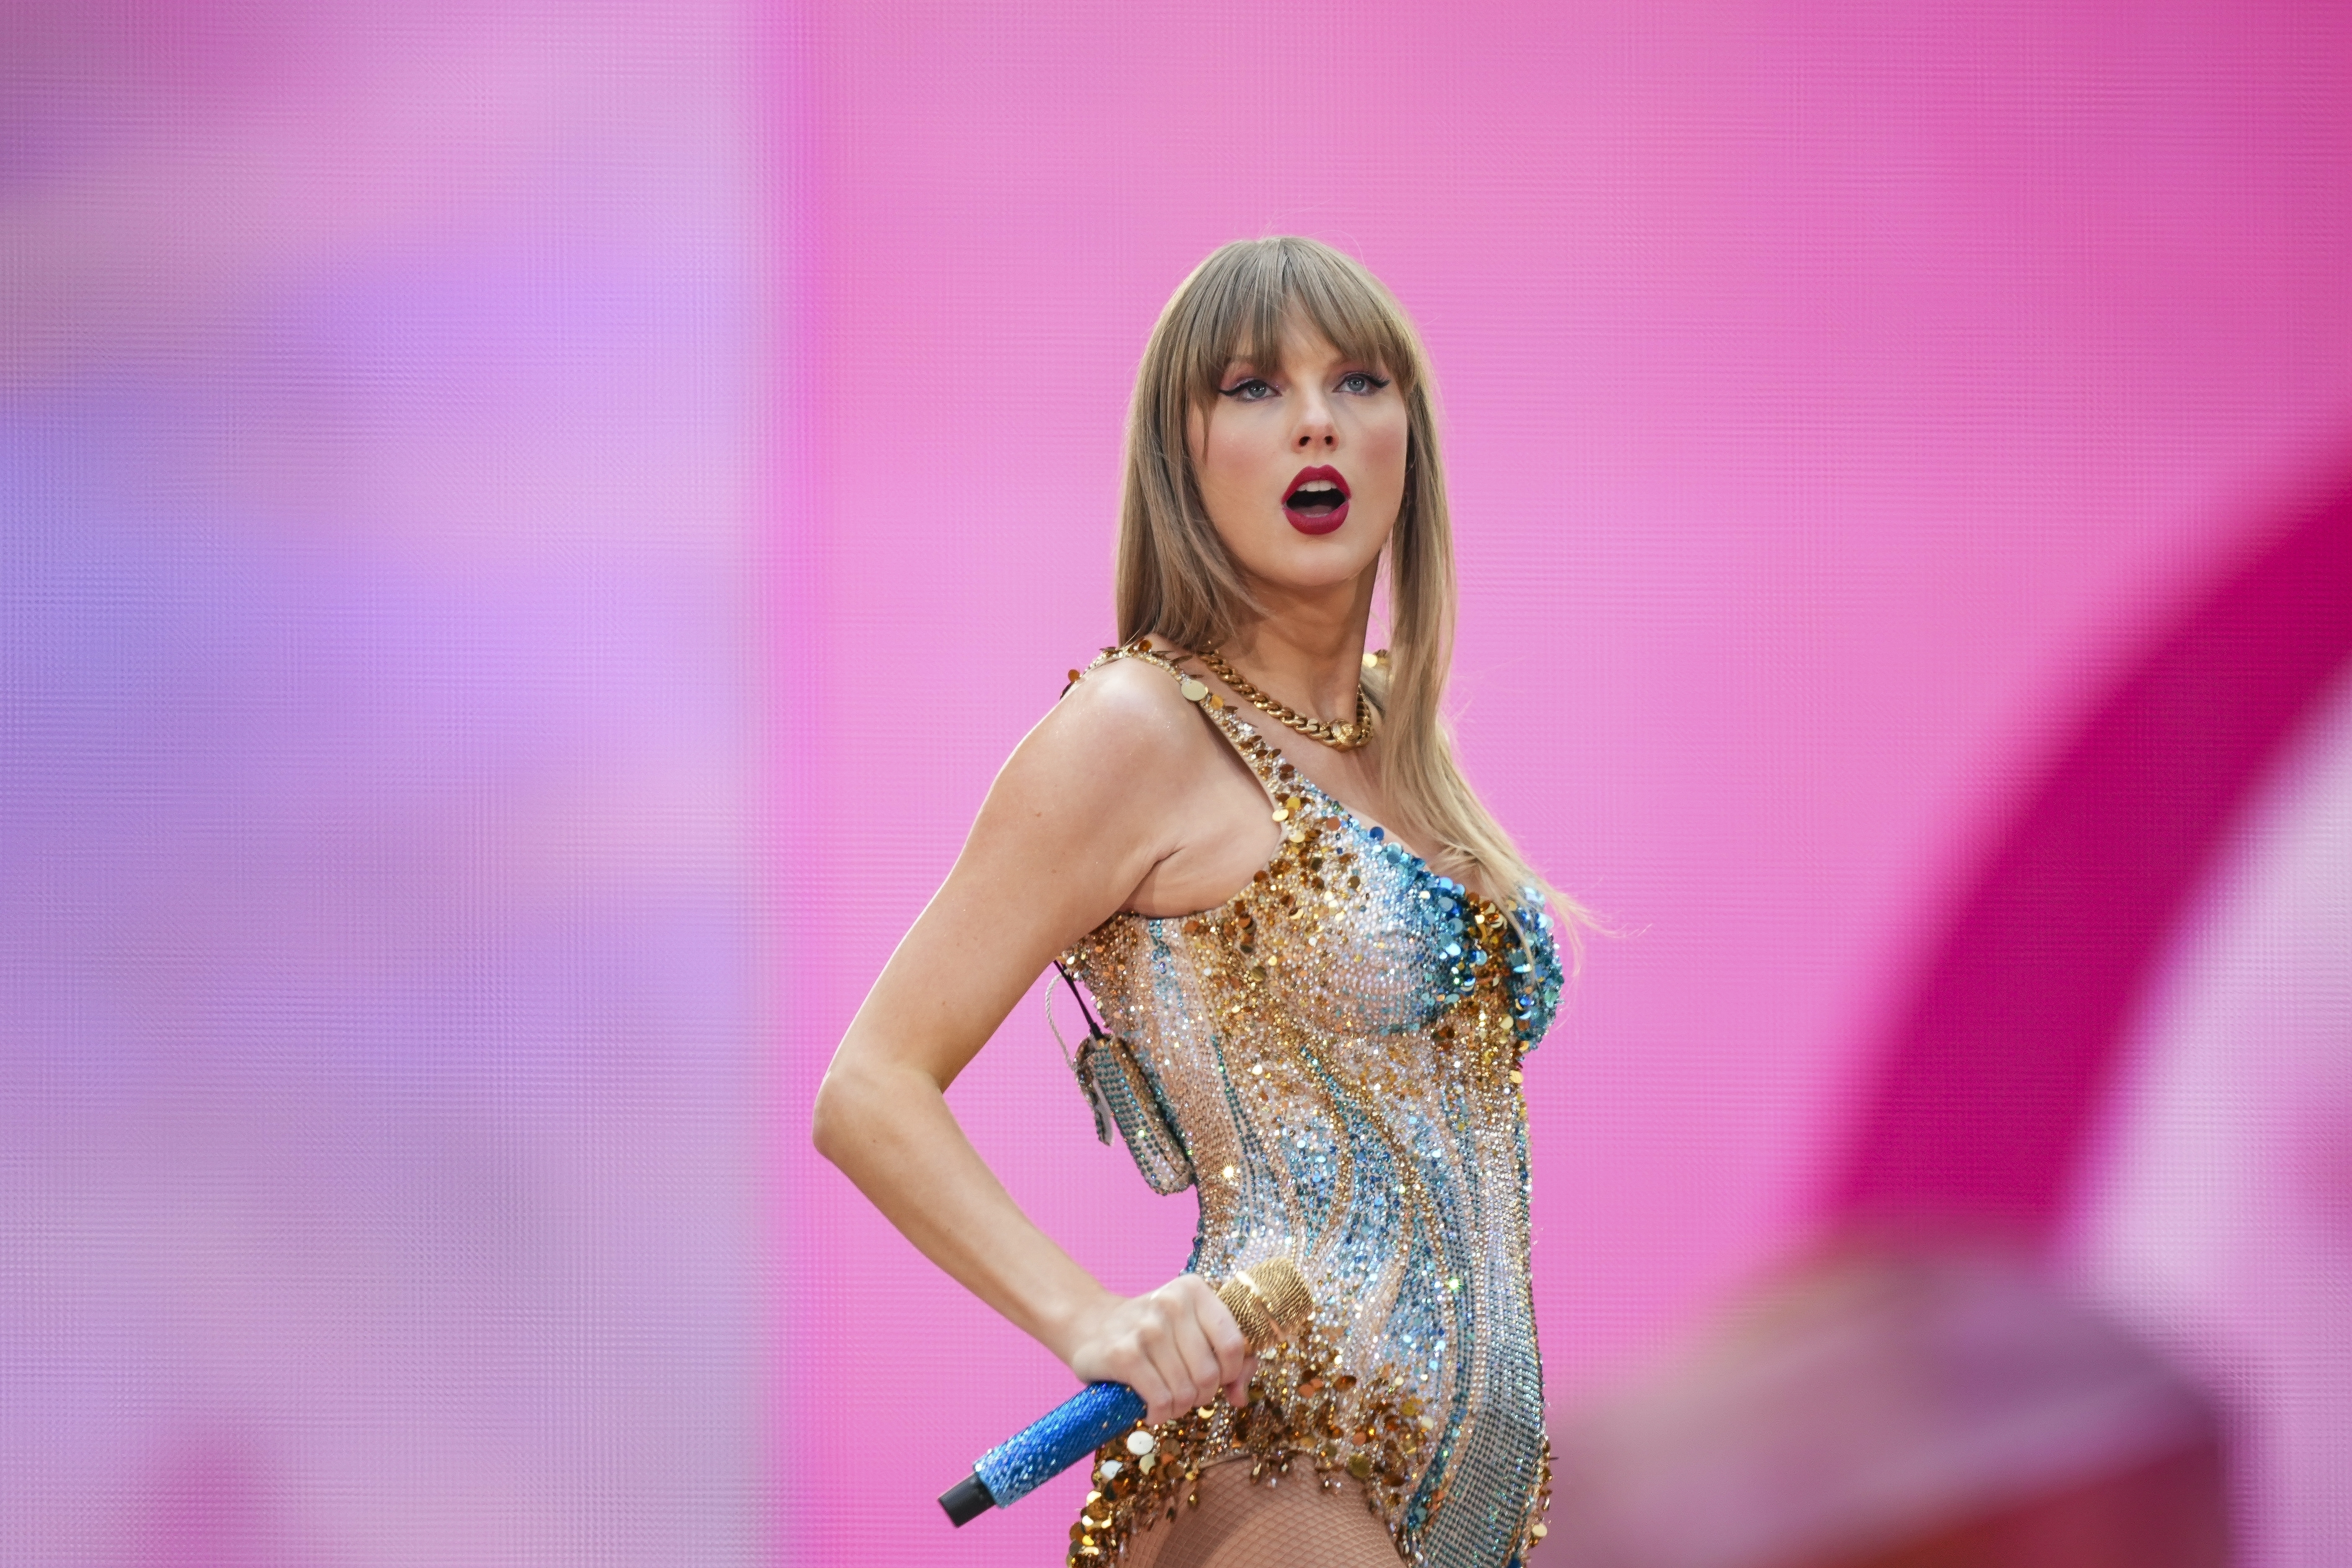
[1058,649,1560,1567]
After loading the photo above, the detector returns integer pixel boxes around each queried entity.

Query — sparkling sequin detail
[979,1380,1148,1510]
[1059,645,1564,1568]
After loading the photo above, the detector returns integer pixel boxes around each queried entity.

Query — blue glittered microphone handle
[974,1380,1146,1509]
[937,1258,1313,1526]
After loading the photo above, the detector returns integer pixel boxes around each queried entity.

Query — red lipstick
[1282,465,1351,536]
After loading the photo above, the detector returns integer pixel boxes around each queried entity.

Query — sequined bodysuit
[1057,646,1565,1568]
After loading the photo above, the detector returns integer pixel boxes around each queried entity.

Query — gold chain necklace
[1197,645,1374,751]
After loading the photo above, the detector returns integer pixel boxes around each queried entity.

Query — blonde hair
[1117,236,1577,924]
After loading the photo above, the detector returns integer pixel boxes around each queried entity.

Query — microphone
[938,1258,1313,1526]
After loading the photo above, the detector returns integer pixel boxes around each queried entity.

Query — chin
[1257,542,1383,593]
[1219,511,1391,594]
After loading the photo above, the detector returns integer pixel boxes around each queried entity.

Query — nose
[1294,389,1338,450]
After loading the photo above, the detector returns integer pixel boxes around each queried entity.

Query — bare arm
[810,665,1252,1419]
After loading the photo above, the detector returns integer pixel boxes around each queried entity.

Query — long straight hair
[1117,236,1574,921]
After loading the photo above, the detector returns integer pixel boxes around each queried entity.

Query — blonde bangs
[1169,244,1425,418]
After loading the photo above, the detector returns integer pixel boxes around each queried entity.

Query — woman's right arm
[809,665,1253,1421]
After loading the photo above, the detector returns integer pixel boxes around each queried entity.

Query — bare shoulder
[1012,655,1215,785]
[959,656,1210,860]
[921,651,1282,924]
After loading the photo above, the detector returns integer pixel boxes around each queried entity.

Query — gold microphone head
[1215,1258,1314,1353]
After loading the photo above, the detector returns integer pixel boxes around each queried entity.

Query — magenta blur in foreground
[1544,1244,2227,1568]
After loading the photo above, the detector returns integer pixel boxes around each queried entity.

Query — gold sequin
[1056,643,1559,1568]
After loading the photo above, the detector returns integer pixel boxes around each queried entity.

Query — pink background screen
[771,3,2352,1565]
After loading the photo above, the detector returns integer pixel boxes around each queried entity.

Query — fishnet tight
[1114,1456,1403,1568]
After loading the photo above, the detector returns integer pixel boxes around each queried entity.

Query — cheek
[1201,445,1251,510]
[1199,419,1292,522]
[1192,413,1253,506]
[1363,412,1410,495]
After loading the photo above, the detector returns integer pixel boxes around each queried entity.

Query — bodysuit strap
[1070,640,1301,807]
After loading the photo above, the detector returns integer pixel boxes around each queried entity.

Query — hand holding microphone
[1074,1272,1259,1420]
[940,1259,1314,1524]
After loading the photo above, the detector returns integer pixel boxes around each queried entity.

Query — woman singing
[813,237,1575,1567]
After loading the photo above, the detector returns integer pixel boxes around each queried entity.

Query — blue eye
[1338,372,1390,395]
[1219,378,1277,401]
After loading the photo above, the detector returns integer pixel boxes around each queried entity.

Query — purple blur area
[3,4,768,1565]
[5,3,2349,1567]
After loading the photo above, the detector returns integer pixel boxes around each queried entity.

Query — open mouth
[1282,466,1351,535]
